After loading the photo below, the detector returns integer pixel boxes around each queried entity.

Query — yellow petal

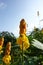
[0,46,2,50]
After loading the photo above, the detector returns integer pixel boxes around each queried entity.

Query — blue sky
[0,0,43,37]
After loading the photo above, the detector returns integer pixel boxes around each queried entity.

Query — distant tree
[0,31,16,46]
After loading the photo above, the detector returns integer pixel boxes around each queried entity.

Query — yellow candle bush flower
[2,55,11,64]
[16,19,30,50]
[19,19,26,35]
[17,34,30,50]
[2,42,11,64]
[0,37,4,54]
[5,42,11,55]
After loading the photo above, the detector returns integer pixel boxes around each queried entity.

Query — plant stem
[22,42,24,65]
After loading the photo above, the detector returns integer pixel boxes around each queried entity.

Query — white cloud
[0,2,7,9]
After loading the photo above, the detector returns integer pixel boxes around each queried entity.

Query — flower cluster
[17,19,30,50]
[2,42,11,65]
[3,55,11,65]
[17,34,30,50]
[0,37,4,54]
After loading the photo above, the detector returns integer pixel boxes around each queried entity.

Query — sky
[0,0,43,37]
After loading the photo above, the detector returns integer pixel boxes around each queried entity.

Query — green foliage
[0,28,43,65]
[0,31,16,46]
[27,28,43,65]
[29,28,43,43]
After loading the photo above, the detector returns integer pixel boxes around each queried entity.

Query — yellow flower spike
[16,19,30,50]
[17,34,30,50]
[0,37,4,47]
[0,37,4,54]
[19,19,26,35]
[2,55,11,65]
[5,42,11,55]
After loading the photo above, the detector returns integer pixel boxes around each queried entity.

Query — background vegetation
[0,28,43,65]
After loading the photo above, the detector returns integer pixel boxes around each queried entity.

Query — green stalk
[22,41,24,65]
